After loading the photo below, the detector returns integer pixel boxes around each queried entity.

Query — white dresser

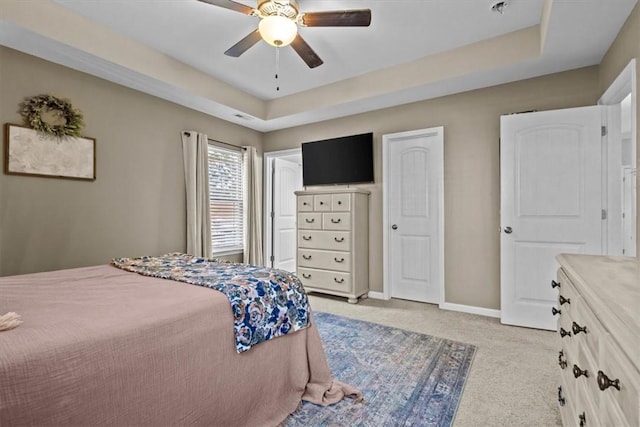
[295,188,370,303]
[554,254,639,427]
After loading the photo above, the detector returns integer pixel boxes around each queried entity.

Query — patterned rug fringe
[0,312,22,331]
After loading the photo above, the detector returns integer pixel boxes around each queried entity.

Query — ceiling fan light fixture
[259,15,298,47]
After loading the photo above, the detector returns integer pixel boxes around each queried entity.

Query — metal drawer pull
[557,386,565,407]
[578,412,586,427]
[559,295,571,305]
[334,237,345,242]
[303,202,308,206]
[571,321,587,335]
[320,201,325,205]
[597,370,620,391]
[572,364,588,379]
[302,255,312,260]
[305,218,315,223]
[337,201,342,205]
[558,351,567,369]
[559,328,571,338]
[334,278,344,284]
[334,257,345,263]
[331,218,341,223]
[302,235,312,241]
[551,280,560,289]
[302,273,311,279]
[552,307,561,316]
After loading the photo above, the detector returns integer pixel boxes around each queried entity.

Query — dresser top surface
[295,188,371,195]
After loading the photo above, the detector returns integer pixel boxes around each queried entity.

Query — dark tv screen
[302,133,374,186]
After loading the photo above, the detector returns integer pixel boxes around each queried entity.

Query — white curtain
[181,131,212,258]
[243,146,263,265]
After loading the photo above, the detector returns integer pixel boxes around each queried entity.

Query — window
[208,144,244,254]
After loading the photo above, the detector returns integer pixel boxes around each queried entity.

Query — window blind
[208,144,244,253]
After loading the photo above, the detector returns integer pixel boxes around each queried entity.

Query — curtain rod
[182,131,246,151]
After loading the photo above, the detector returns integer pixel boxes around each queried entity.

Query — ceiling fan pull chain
[275,46,280,92]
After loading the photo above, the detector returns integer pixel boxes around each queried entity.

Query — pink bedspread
[0,265,359,426]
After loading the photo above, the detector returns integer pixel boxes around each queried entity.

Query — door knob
[391,224,398,230]
[504,226,513,234]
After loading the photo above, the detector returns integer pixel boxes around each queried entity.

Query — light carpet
[285,312,476,427]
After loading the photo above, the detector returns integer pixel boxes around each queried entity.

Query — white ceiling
[1,0,637,131]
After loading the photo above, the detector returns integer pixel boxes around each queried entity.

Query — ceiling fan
[197,0,372,68]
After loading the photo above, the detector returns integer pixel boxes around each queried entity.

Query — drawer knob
[303,202,308,206]
[302,273,311,279]
[334,257,345,263]
[578,412,586,427]
[571,321,587,335]
[320,201,324,205]
[559,295,571,305]
[558,350,567,369]
[552,307,561,316]
[305,218,315,223]
[302,254,312,260]
[597,370,620,391]
[331,218,341,224]
[559,328,571,338]
[572,364,588,379]
[338,201,342,205]
[557,386,566,407]
[302,235,312,241]
[334,277,345,284]
[334,237,345,242]
[551,280,560,289]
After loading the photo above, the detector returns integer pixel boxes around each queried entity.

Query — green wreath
[19,94,84,138]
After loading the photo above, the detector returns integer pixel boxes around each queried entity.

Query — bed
[0,254,358,426]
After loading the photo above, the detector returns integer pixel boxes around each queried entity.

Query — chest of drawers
[555,254,639,427]
[295,189,370,303]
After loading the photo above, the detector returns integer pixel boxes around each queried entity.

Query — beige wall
[0,47,261,276]
[1,6,635,309]
[263,67,601,310]
[598,2,640,257]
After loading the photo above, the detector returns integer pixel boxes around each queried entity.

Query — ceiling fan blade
[290,34,323,69]
[300,10,371,27]
[197,0,255,15]
[224,30,262,57]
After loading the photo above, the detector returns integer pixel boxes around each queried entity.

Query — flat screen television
[301,132,374,186]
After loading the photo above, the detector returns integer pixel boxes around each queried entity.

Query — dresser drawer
[574,380,600,427]
[598,335,639,427]
[558,268,578,317]
[322,213,351,230]
[600,391,631,427]
[298,267,352,293]
[298,213,322,229]
[573,299,606,371]
[332,193,351,211]
[298,230,351,251]
[314,194,332,211]
[297,249,351,272]
[298,195,313,212]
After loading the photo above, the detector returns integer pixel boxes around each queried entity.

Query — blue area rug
[285,312,476,427]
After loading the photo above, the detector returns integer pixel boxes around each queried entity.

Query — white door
[500,106,603,330]
[272,157,302,272]
[384,127,444,304]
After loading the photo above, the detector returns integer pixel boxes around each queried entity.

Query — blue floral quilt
[111,253,310,353]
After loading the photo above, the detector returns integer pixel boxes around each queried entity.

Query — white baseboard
[367,291,390,300]
[439,302,501,318]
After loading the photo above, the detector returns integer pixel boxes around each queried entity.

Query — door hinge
[601,209,607,220]
[270,211,274,218]
[270,255,274,262]
[601,126,607,137]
